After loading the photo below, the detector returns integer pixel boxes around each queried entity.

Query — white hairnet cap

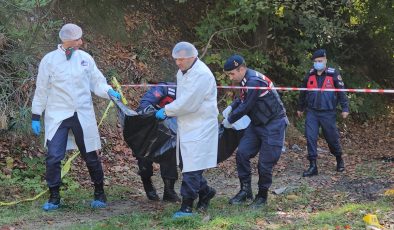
[59,23,82,42]
[172,41,198,58]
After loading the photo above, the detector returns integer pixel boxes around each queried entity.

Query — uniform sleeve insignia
[327,67,335,73]
[337,75,342,81]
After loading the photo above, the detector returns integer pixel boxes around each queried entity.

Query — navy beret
[311,49,327,60]
[224,55,245,71]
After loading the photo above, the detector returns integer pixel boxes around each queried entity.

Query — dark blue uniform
[298,67,349,160]
[228,69,288,191]
[136,82,178,180]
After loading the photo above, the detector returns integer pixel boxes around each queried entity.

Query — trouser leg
[71,113,104,184]
[46,123,69,188]
[236,126,260,183]
[257,118,286,190]
[320,111,342,157]
[305,111,320,161]
[180,170,205,200]
[159,149,178,180]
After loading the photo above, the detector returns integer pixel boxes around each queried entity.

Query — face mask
[314,62,325,71]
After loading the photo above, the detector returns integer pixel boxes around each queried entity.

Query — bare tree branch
[199,27,237,59]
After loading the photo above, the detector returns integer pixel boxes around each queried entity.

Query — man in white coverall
[31,23,121,211]
[155,42,218,218]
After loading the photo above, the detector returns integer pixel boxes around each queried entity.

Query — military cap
[311,49,327,60]
[224,55,245,71]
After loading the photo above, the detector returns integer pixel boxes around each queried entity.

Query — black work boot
[336,156,345,172]
[302,160,318,177]
[250,189,268,209]
[162,178,180,202]
[173,198,194,218]
[229,180,253,205]
[141,177,159,201]
[196,186,216,212]
[42,186,60,211]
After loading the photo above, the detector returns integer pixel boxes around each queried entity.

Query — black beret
[311,49,327,60]
[224,55,245,71]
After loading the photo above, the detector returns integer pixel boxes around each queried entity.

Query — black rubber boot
[42,186,61,211]
[302,160,318,177]
[162,178,180,202]
[336,156,345,172]
[196,186,216,212]
[229,180,253,205]
[94,182,107,203]
[250,188,268,209]
[48,186,61,205]
[173,198,194,218]
[141,177,159,201]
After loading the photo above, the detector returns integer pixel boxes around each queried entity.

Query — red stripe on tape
[120,84,394,94]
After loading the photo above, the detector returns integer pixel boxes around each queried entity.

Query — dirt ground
[9,124,393,229]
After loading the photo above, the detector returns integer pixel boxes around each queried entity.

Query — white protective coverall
[32,45,112,152]
[165,59,218,172]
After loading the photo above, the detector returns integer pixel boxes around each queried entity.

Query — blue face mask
[314,62,325,71]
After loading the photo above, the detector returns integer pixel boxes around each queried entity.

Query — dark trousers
[236,117,287,190]
[180,170,209,200]
[305,110,342,160]
[137,149,178,180]
[46,112,104,188]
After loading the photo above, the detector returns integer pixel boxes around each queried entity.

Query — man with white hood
[31,23,121,211]
[155,42,218,218]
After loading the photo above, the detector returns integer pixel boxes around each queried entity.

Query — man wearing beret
[223,55,288,208]
[297,49,349,177]
[31,23,121,211]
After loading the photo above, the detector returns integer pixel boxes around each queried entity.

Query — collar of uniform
[181,58,198,75]
[315,68,327,76]
[240,68,254,86]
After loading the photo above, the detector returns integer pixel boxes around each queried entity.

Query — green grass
[67,197,278,230]
[1,184,392,229]
[283,197,393,229]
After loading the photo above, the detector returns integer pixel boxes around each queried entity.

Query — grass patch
[66,197,278,230]
[283,197,393,229]
[2,185,392,229]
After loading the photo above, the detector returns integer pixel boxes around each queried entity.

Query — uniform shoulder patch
[309,68,314,73]
[327,67,336,73]
[337,75,342,81]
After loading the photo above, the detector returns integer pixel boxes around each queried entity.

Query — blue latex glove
[155,108,167,120]
[108,89,121,100]
[32,120,41,135]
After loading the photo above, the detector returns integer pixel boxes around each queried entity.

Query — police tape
[0,77,125,207]
[120,84,394,93]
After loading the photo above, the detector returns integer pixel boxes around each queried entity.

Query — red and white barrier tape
[120,84,394,93]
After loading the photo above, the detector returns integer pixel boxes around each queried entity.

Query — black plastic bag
[217,125,245,163]
[113,98,245,164]
[113,99,176,162]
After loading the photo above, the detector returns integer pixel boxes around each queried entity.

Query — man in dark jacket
[297,49,349,177]
[223,55,288,208]
[135,82,180,202]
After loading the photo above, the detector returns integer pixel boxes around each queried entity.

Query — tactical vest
[244,70,286,126]
[305,68,338,111]
[158,83,176,108]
